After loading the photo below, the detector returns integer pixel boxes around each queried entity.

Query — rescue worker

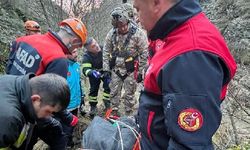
[0,73,70,149]
[133,0,237,149]
[63,49,84,147]
[24,20,41,35]
[4,20,41,70]
[103,7,148,116]
[82,37,111,117]
[5,18,87,150]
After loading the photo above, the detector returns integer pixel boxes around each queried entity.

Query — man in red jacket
[6,18,87,150]
[133,0,237,149]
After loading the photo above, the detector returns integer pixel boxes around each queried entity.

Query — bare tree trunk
[228,89,250,117]
[227,108,240,145]
[49,0,58,23]
[39,0,51,28]
[60,0,63,20]
[69,0,74,16]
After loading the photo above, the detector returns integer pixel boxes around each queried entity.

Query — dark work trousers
[89,76,111,106]
[61,108,78,146]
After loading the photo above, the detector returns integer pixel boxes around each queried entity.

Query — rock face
[201,0,250,65]
[200,0,250,148]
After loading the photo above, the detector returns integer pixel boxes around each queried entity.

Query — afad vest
[12,32,68,75]
[144,13,237,100]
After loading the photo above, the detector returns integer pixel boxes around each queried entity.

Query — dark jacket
[82,50,103,76]
[0,74,36,149]
[139,0,237,149]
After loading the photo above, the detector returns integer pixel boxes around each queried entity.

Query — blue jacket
[67,60,83,110]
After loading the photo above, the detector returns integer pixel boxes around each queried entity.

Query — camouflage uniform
[103,22,148,113]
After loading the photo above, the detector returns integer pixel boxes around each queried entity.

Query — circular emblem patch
[178,108,203,132]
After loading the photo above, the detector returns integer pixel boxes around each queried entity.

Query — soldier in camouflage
[103,6,148,116]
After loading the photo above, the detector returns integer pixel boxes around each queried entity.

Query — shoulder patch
[178,108,203,132]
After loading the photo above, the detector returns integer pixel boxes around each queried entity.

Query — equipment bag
[82,116,140,150]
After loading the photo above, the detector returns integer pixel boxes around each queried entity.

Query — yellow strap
[103,97,110,100]
[89,96,97,102]
[125,57,133,62]
[0,147,10,150]
[13,123,30,148]
[81,63,92,68]
[85,69,92,76]
[0,124,30,150]
[103,92,110,98]
[13,132,26,148]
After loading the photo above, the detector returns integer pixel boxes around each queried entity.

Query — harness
[109,25,138,80]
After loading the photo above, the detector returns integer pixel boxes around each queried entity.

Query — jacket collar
[47,30,71,55]
[68,59,76,64]
[16,74,37,124]
[149,0,202,40]
[87,50,102,57]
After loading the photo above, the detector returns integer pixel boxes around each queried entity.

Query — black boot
[79,104,86,116]
[103,100,111,111]
[90,105,97,116]
[80,96,86,116]
[89,102,98,118]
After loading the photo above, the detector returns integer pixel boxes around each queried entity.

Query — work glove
[70,115,78,126]
[89,70,101,79]
[136,73,143,83]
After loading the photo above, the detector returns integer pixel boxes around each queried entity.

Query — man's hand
[90,70,101,78]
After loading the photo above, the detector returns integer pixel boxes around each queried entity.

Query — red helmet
[24,20,41,31]
[59,18,88,46]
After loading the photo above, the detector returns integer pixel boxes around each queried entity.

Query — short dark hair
[84,37,94,48]
[29,73,70,110]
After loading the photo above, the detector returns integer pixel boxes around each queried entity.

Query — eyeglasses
[112,14,122,21]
